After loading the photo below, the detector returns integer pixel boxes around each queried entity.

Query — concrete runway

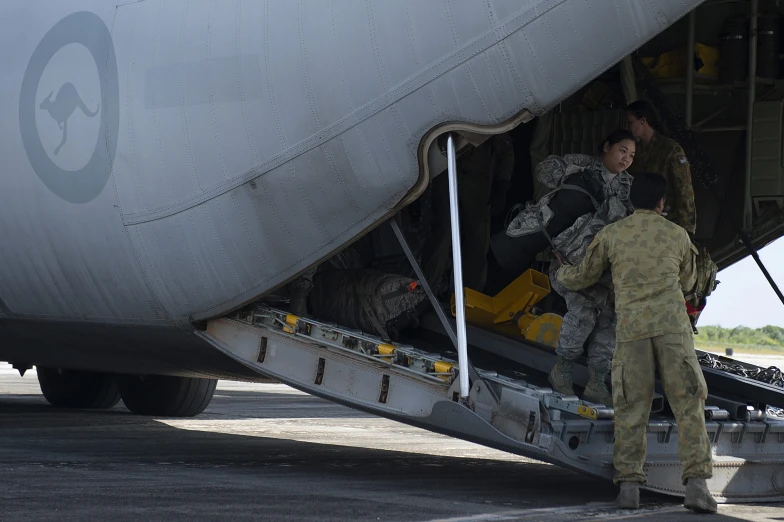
[1,364,783,522]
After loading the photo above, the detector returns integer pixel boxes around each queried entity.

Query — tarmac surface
[2,363,784,522]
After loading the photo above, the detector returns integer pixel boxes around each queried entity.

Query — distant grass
[693,341,784,356]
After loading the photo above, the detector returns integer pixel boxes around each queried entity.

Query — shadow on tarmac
[1,385,781,521]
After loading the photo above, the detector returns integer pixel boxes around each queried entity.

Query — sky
[698,237,784,328]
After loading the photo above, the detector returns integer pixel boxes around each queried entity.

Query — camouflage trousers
[612,333,713,484]
[550,267,616,375]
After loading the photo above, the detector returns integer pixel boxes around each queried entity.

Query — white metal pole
[446,133,470,399]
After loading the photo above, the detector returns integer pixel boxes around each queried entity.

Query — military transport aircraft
[4,0,784,503]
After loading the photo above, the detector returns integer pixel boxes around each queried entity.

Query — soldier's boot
[616,482,640,509]
[288,286,310,317]
[548,356,575,396]
[683,478,717,514]
[583,366,613,406]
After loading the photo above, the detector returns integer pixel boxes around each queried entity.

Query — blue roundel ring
[19,11,119,204]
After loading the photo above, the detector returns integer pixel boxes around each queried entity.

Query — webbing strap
[535,208,571,266]
[559,183,601,210]
[381,282,418,302]
[532,179,602,265]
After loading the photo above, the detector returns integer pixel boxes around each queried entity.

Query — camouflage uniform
[507,154,633,265]
[423,133,514,294]
[557,210,712,486]
[549,273,616,376]
[627,132,696,235]
[508,154,632,379]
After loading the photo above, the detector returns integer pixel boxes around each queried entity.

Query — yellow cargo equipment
[451,269,562,348]
[641,42,719,79]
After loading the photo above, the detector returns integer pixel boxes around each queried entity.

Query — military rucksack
[685,243,719,330]
[308,269,429,341]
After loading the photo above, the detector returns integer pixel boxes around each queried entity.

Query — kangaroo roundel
[19,12,119,204]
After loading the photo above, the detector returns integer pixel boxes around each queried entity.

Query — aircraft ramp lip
[200,310,784,503]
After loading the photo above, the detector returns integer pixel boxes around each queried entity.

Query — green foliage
[696,325,784,347]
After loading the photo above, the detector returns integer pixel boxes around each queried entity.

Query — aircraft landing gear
[117,374,217,417]
[37,366,121,409]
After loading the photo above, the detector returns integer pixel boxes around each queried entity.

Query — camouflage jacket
[557,210,698,342]
[506,154,633,265]
[627,132,697,235]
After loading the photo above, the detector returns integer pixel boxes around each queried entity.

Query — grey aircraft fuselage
[0,0,704,379]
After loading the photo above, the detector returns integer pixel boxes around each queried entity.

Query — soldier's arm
[556,231,610,291]
[620,174,635,214]
[535,154,592,187]
[679,232,699,295]
[535,155,567,187]
[561,153,593,168]
[668,151,697,235]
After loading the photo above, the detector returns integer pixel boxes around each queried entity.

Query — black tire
[37,366,121,409]
[118,375,217,417]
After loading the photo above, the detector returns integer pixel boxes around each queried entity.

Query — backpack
[685,243,719,329]
[308,269,429,341]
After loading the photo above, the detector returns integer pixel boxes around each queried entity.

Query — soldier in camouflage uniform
[626,100,697,235]
[423,133,514,294]
[557,173,716,514]
[505,130,636,406]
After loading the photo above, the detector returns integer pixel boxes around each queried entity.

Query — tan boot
[583,366,613,406]
[616,482,640,509]
[684,478,717,514]
[548,357,575,396]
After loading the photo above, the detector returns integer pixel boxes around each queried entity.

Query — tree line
[696,325,784,347]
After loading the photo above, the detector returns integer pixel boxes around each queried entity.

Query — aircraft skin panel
[502,0,657,112]
[0,0,703,330]
[113,0,547,321]
[0,2,166,323]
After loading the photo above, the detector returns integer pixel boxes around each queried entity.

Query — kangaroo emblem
[39,82,99,156]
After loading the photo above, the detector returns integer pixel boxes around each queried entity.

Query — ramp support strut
[446,133,471,399]
[390,133,495,404]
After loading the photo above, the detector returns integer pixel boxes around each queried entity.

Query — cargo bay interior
[260,0,784,387]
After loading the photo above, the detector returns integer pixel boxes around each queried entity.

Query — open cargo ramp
[200,306,784,504]
[198,0,784,504]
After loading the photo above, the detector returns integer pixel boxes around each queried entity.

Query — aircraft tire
[118,375,217,417]
[37,366,122,409]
